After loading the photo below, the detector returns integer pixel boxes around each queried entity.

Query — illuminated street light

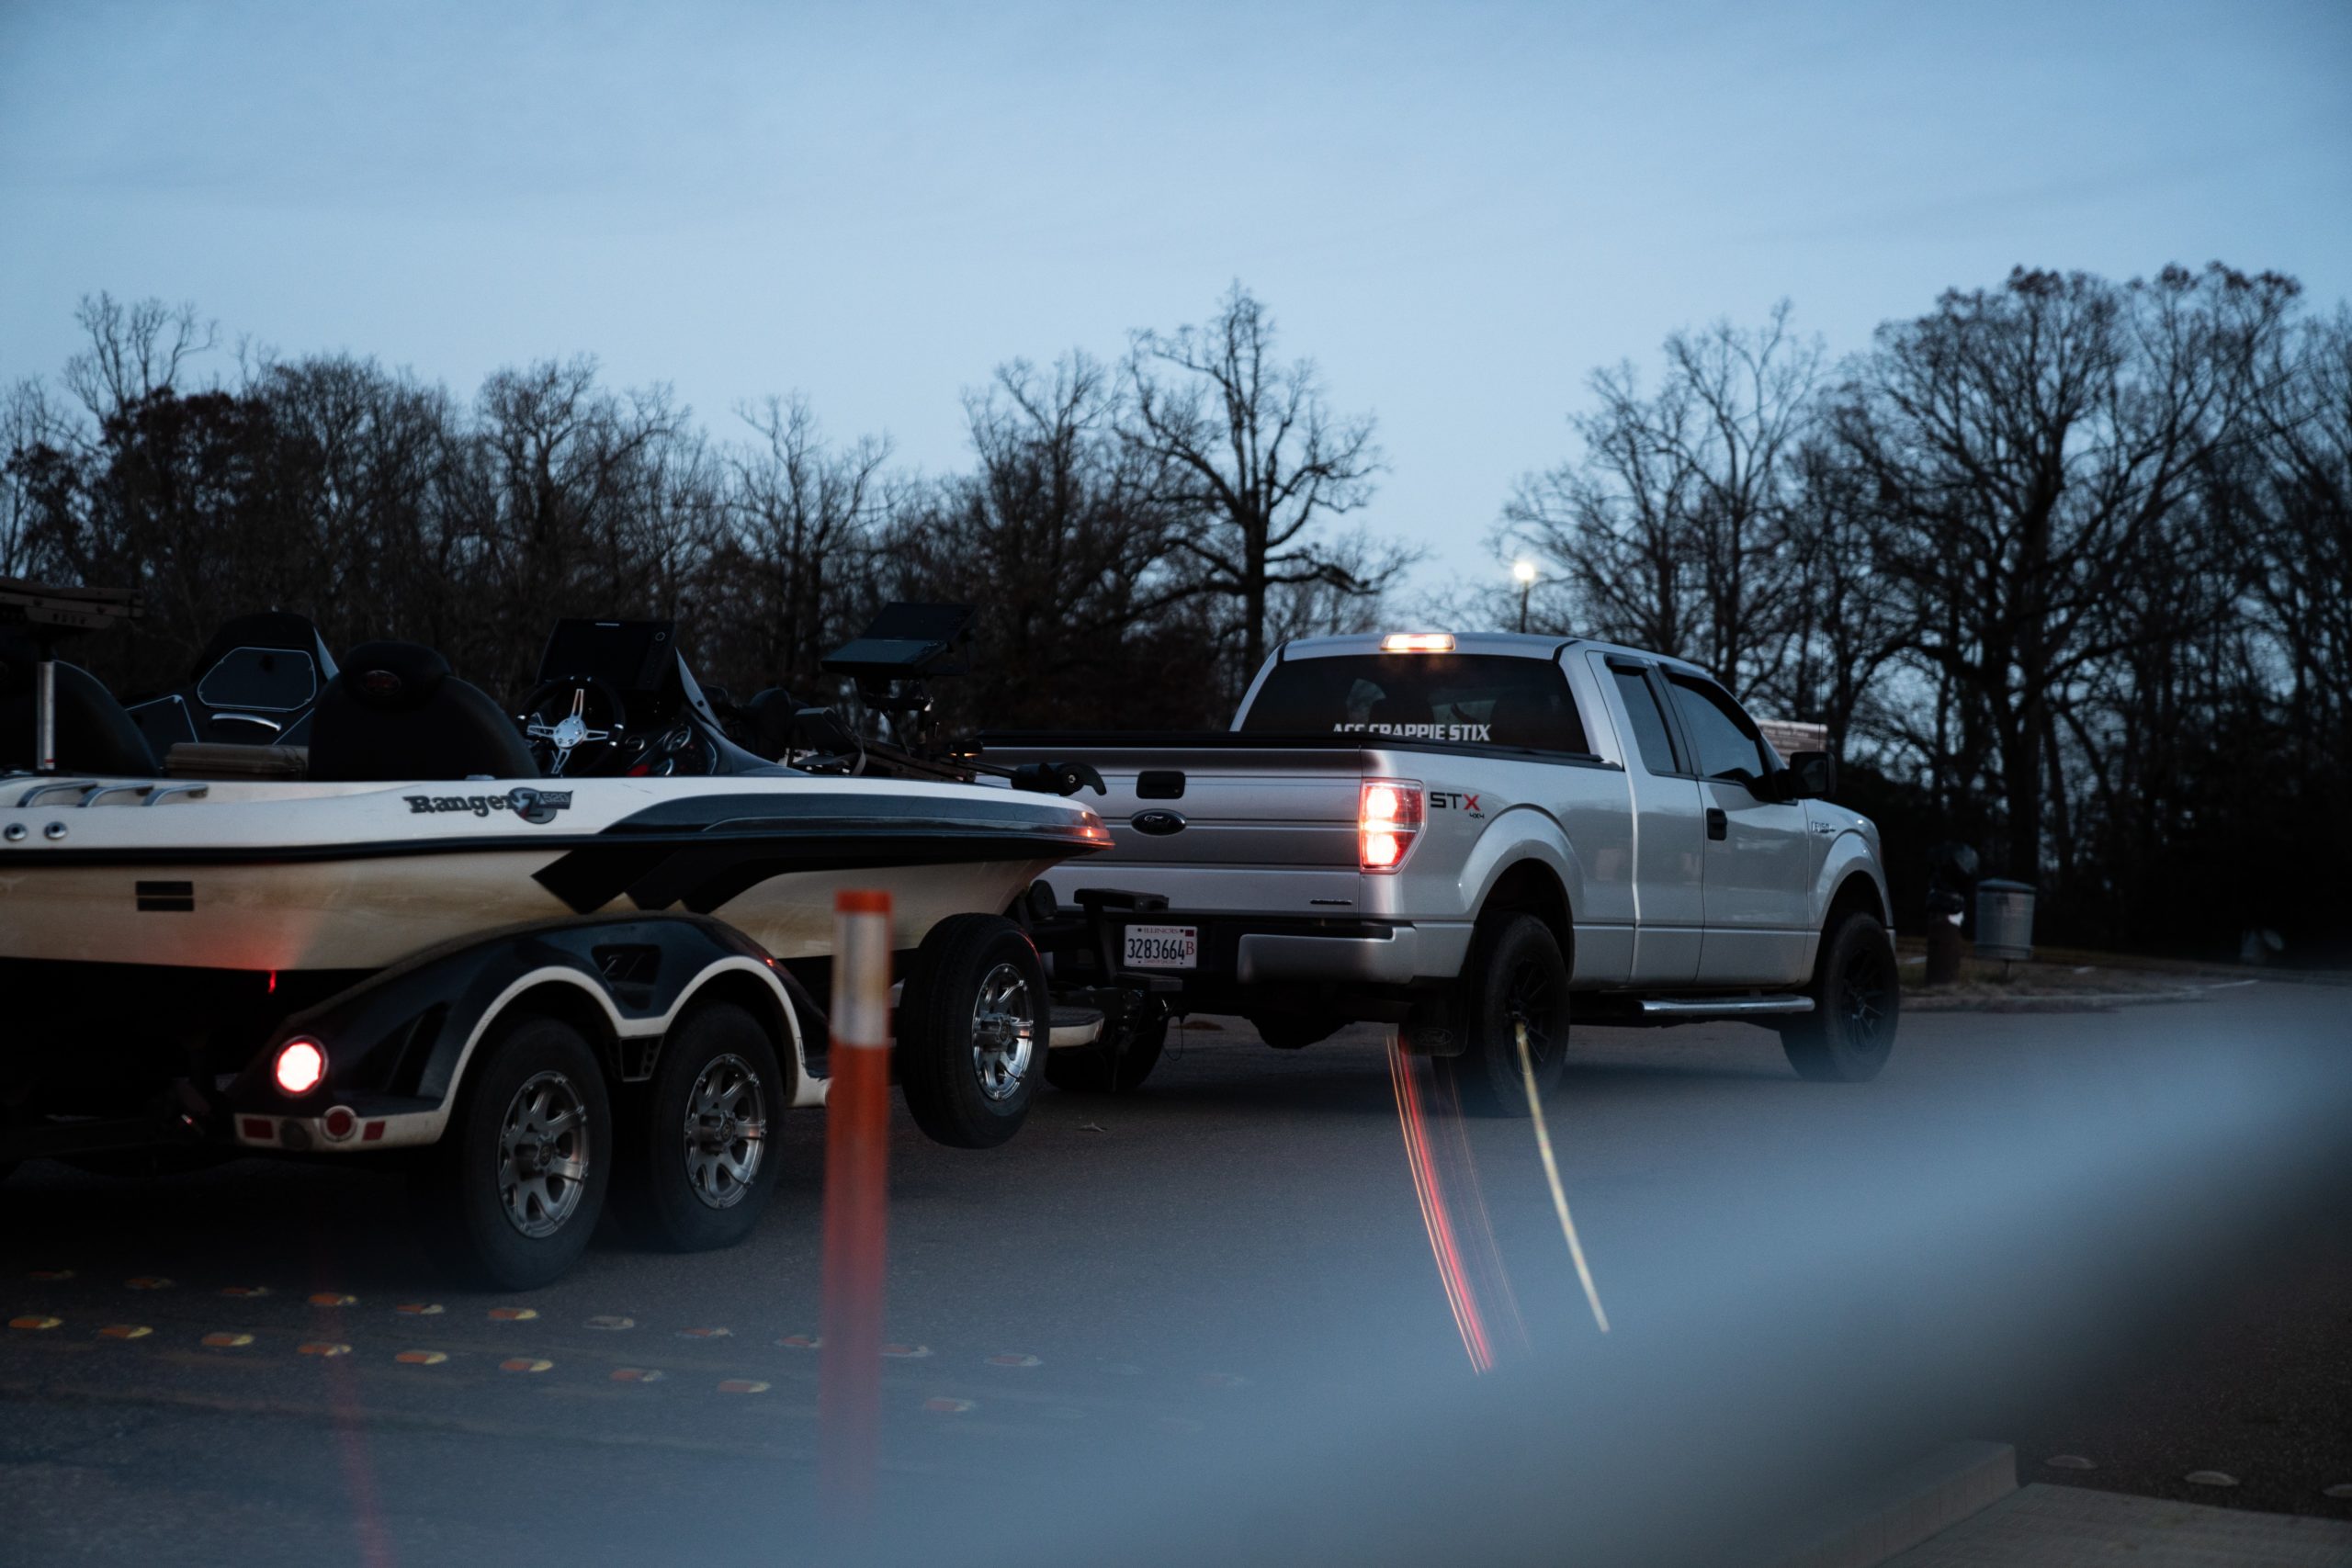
[1512,560,1537,632]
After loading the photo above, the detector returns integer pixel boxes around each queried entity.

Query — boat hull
[0,773,1110,973]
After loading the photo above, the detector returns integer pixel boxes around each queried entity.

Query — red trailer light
[322,1107,356,1142]
[273,1038,326,1097]
[1359,779,1424,873]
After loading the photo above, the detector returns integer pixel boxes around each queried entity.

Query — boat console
[522,619,781,778]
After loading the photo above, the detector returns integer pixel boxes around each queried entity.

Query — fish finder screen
[536,620,678,695]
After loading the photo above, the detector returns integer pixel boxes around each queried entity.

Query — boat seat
[0,637,160,776]
[307,640,541,783]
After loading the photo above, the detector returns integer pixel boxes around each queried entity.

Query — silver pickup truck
[986,631,1898,1111]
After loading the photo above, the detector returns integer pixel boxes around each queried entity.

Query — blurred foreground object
[820,889,893,1517]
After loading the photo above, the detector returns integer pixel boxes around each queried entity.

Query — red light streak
[1387,1035,1527,1373]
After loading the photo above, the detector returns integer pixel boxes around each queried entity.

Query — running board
[1637,995,1815,1019]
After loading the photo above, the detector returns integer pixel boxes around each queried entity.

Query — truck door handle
[1706,807,1727,840]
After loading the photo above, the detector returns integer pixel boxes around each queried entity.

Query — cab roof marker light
[1382,633,1455,653]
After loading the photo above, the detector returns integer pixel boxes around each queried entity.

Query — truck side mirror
[1785,750,1836,800]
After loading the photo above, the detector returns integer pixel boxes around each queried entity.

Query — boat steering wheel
[519,677,628,777]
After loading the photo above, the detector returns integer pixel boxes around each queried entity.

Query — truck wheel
[1781,912,1900,1083]
[1438,913,1571,1117]
[621,1002,784,1252]
[412,1013,612,1291]
[1044,1015,1168,1094]
[1248,1012,1344,1051]
[897,914,1048,1149]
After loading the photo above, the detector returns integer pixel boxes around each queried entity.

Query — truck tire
[1437,912,1571,1117]
[1044,1015,1168,1094]
[897,914,1048,1148]
[619,1001,784,1252]
[1248,1012,1345,1051]
[1781,911,1900,1083]
[411,1013,612,1291]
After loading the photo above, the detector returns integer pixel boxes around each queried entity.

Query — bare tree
[1500,302,1823,700]
[1829,264,2300,882]
[1122,284,1386,676]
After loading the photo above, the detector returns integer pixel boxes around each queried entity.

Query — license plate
[1123,923,1198,970]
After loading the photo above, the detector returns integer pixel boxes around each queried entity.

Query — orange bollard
[820,889,893,1518]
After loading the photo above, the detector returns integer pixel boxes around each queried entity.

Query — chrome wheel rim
[681,1053,767,1210]
[498,1070,591,1238]
[970,962,1037,1102]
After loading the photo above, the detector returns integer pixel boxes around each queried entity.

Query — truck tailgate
[983,739,1363,912]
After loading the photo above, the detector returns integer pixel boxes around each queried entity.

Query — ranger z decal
[404,788,574,824]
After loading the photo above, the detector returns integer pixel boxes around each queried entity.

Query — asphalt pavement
[3,983,2347,1565]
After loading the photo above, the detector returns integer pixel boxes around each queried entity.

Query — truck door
[1589,654,1705,985]
[1659,671,1813,985]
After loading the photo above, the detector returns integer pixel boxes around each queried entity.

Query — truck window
[1607,666,1681,774]
[1240,654,1590,752]
[1665,674,1770,784]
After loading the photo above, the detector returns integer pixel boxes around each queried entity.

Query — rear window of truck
[1239,654,1590,752]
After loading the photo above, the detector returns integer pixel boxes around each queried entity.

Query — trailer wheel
[620,1002,784,1252]
[412,1012,612,1291]
[1436,912,1571,1117]
[1044,1014,1168,1094]
[897,914,1049,1148]
[1780,911,1899,1082]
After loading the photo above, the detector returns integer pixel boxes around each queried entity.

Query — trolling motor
[0,578,143,773]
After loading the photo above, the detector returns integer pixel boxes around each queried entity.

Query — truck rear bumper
[1234,921,1472,987]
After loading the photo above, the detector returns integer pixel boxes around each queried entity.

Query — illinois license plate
[1123,923,1198,969]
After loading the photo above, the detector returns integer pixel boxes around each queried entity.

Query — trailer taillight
[1359,779,1424,872]
[273,1037,326,1097]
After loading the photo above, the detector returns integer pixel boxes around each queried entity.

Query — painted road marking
[716,1379,769,1394]
[500,1357,553,1373]
[776,1334,820,1349]
[880,1343,931,1359]
[2185,1471,2239,1488]
[923,1397,975,1414]
[27,1270,74,1281]
[393,1303,445,1316]
[2046,1454,2097,1471]
[487,1307,538,1322]
[8,1315,61,1331]
[96,1325,152,1340]
[297,1342,352,1358]
[125,1278,173,1291]
[987,1353,1041,1368]
[201,1332,255,1348]
[585,1316,635,1331]
[677,1326,731,1339]
[609,1368,665,1383]
[219,1286,270,1298]
[306,1292,357,1307]
[394,1350,448,1366]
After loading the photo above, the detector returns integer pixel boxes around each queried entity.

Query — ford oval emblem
[1130,809,1187,836]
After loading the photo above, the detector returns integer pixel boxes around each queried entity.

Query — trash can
[1974,879,2038,963]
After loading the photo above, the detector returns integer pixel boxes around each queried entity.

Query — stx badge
[405,788,573,825]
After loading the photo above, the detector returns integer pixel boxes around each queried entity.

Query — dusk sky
[5,0,2348,592]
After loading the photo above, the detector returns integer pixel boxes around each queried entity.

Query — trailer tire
[897,914,1048,1148]
[1044,1015,1168,1094]
[1436,912,1571,1117]
[619,1002,784,1252]
[1780,911,1899,1083]
[411,1013,612,1291]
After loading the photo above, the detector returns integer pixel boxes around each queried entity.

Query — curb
[1765,1441,2018,1568]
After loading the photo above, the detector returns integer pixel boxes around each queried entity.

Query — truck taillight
[1359,779,1423,873]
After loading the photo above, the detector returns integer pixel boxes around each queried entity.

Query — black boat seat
[308,640,540,783]
[0,637,159,776]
